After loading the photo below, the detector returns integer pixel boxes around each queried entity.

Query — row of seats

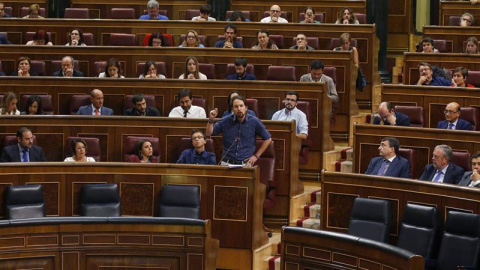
[348,197,480,269]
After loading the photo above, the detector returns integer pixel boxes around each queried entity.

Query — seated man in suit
[177,129,216,165]
[373,101,411,126]
[365,137,411,178]
[77,89,114,115]
[459,152,480,187]
[437,102,472,130]
[52,56,84,77]
[0,127,47,162]
[420,144,464,184]
[124,93,160,116]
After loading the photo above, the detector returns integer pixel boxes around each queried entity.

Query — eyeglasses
[444,110,459,115]
[187,35,196,39]
[270,10,280,13]
[192,136,204,140]
[285,98,297,102]
[462,18,472,23]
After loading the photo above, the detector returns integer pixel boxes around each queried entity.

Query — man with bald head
[77,89,114,115]
[261,5,288,23]
[437,102,472,130]
[373,101,410,126]
[52,56,84,77]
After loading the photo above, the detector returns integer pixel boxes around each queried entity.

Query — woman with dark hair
[335,7,359,24]
[301,7,321,24]
[251,29,278,50]
[128,139,157,163]
[0,91,20,115]
[178,56,207,80]
[148,32,164,47]
[466,36,479,54]
[139,60,166,79]
[26,30,53,45]
[64,138,96,162]
[227,10,250,22]
[21,95,44,115]
[98,58,125,78]
[222,91,257,117]
[12,56,38,77]
[179,30,205,48]
[66,28,86,46]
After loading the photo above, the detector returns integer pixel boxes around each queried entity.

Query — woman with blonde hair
[178,56,207,80]
[466,36,479,54]
[0,92,20,115]
[333,32,359,68]
[179,30,205,48]
[23,4,44,19]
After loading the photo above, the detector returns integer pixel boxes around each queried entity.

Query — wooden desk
[0,163,262,270]
[422,25,480,53]
[439,1,480,26]
[0,217,218,270]
[403,52,480,85]
[321,171,480,243]
[353,124,480,179]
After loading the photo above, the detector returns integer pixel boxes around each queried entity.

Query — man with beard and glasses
[168,89,206,118]
[225,58,257,80]
[124,93,160,116]
[177,129,216,164]
[271,91,308,140]
[206,95,271,167]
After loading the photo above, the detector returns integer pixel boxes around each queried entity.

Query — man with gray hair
[461,12,474,26]
[139,0,169,20]
[52,56,84,77]
[419,144,464,184]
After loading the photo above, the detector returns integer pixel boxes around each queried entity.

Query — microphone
[218,137,240,165]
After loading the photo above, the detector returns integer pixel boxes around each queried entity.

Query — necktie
[433,170,443,182]
[377,160,390,176]
[183,110,188,117]
[95,109,100,115]
[448,123,454,130]
[22,149,28,162]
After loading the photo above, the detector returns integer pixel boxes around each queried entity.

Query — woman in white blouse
[0,92,20,115]
[178,56,207,80]
[64,139,96,162]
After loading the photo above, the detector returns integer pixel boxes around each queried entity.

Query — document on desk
[228,164,245,169]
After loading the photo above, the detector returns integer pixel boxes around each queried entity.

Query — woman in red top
[452,67,475,88]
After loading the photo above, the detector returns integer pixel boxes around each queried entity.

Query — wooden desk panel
[439,1,480,26]
[422,26,480,53]
[321,171,480,243]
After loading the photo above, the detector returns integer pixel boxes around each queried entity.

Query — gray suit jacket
[459,171,480,187]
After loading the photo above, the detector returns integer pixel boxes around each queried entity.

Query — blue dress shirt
[176,149,216,165]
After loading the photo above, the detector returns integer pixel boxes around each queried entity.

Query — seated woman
[64,138,96,162]
[333,33,359,68]
[179,30,205,48]
[227,10,250,22]
[178,56,207,80]
[139,60,166,79]
[466,36,479,54]
[66,28,86,46]
[128,139,158,163]
[26,30,53,46]
[301,7,321,24]
[148,32,164,47]
[21,95,45,115]
[335,7,359,24]
[98,58,125,78]
[251,29,278,50]
[452,67,475,88]
[12,56,38,77]
[0,91,20,115]
[23,4,44,19]
[419,37,438,53]
[222,91,257,117]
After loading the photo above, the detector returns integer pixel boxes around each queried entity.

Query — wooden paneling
[387,0,413,53]
[439,1,480,26]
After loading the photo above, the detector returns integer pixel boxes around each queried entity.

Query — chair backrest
[452,151,471,172]
[20,7,46,18]
[93,61,106,77]
[255,140,276,208]
[397,203,438,259]
[24,31,52,44]
[185,9,200,20]
[225,64,255,77]
[348,197,391,243]
[323,66,337,85]
[179,34,207,47]
[246,99,258,116]
[355,13,366,24]
[330,38,358,50]
[292,36,319,50]
[65,137,101,162]
[20,94,53,115]
[448,15,461,26]
[398,148,416,178]
[198,63,215,79]
[123,136,160,162]
[5,184,45,219]
[124,95,156,111]
[80,184,121,217]
[191,97,206,109]
[4,7,12,17]
[466,71,480,87]
[299,12,324,23]
[69,95,91,115]
[225,10,250,20]
[3,135,37,147]
[109,33,137,46]
[158,185,200,219]
[460,107,479,130]
[394,106,424,127]
[64,8,89,19]
[136,61,167,77]
[266,66,296,81]
[83,33,94,45]
[110,8,135,19]
[269,34,284,49]
[29,60,46,76]
[51,60,80,75]
[437,211,480,270]
[296,101,311,123]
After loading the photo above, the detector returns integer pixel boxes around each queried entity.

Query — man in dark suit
[437,102,472,131]
[373,101,410,126]
[0,127,47,162]
[365,137,411,178]
[52,56,84,77]
[459,153,480,187]
[77,89,114,115]
[124,93,160,116]
[420,144,464,184]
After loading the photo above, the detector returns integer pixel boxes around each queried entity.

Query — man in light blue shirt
[139,0,169,20]
[271,91,308,139]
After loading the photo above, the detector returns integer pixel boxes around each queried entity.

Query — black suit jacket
[0,145,47,162]
[373,111,411,126]
[52,69,84,77]
[419,163,464,184]
[124,107,161,116]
